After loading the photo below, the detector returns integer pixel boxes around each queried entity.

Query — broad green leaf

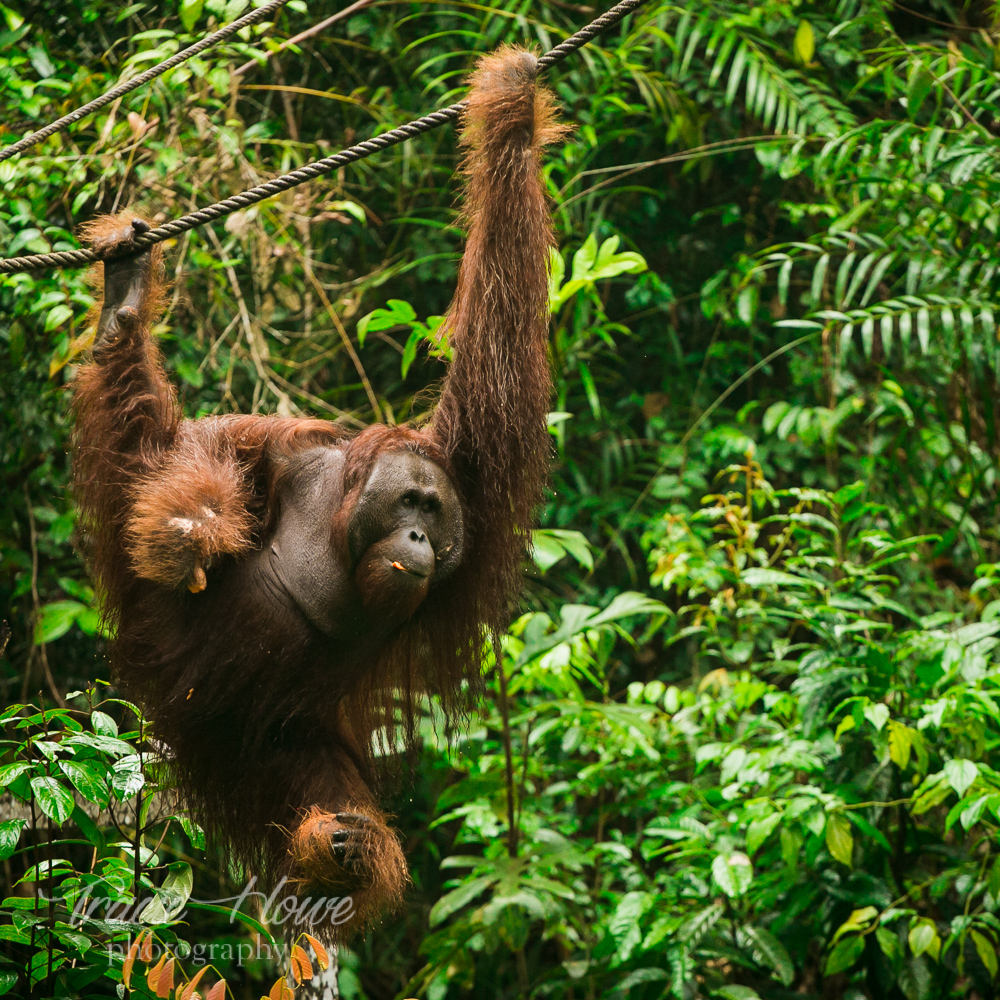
[833,906,878,943]
[743,924,793,985]
[428,875,495,927]
[863,703,889,731]
[570,233,599,282]
[71,804,105,849]
[609,891,651,962]
[877,926,902,965]
[971,930,997,979]
[845,811,892,853]
[110,756,145,800]
[888,720,914,769]
[547,246,566,310]
[179,0,204,31]
[711,852,753,898]
[0,763,33,788]
[58,760,108,806]
[944,759,978,798]
[531,529,594,573]
[741,568,821,589]
[141,862,194,925]
[908,920,939,961]
[179,815,206,850]
[29,776,74,824]
[91,710,118,737]
[356,299,417,346]
[793,19,814,64]
[713,988,760,1000]
[825,934,864,975]
[34,601,85,644]
[675,903,724,945]
[746,813,782,856]
[825,813,853,866]
[0,819,25,861]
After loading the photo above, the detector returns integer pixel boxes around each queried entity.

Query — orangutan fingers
[333,811,374,827]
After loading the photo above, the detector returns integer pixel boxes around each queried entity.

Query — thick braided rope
[0,0,291,166]
[0,0,646,276]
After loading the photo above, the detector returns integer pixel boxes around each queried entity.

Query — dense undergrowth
[3,0,1000,997]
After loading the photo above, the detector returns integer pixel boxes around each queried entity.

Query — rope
[0,0,291,166]
[0,0,646,276]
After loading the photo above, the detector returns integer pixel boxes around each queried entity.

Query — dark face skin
[261,447,464,641]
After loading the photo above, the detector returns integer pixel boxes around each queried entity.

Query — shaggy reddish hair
[70,46,564,937]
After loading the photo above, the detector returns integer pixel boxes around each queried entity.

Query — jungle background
[3,0,1000,997]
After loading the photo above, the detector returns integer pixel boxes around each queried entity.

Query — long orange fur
[71,47,563,939]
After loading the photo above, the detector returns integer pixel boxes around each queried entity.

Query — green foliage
[4,0,1000,997]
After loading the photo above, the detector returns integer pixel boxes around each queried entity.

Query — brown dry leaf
[156,958,175,998]
[179,965,210,1000]
[140,931,154,963]
[303,933,330,971]
[123,935,141,987]
[206,979,228,1000]
[267,978,294,1000]
[291,944,313,983]
[146,954,166,993]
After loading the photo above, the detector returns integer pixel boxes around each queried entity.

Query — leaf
[141,862,194,924]
[531,529,594,573]
[793,19,814,65]
[743,924,794,985]
[825,813,853,866]
[908,920,939,961]
[268,978,294,1000]
[34,601,85,644]
[146,955,167,994]
[888,720,914,769]
[356,298,417,345]
[675,903,724,945]
[863,703,889,731]
[832,906,878,943]
[713,988,760,1000]
[877,926,902,965]
[746,813,782,856]
[123,935,141,988]
[206,979,227,1000]
[571,233,599,282]
[328,200,366,224]
[944,759,978,798]
[30,775,74,823]
[290,944,313,983]
[0,763,32,788]
[179,0,204,31]
[58,760,108,805]
[609,891,651,961]
[0,819,25,861]
[428,875,494,926]
[845,811,892,853]
[179,967,210,1000]
[835,714,856,740]
[972,930,998,979]
[303,933,330,971]
[156,958,175,998]
[711,852,753,898]
[826,934,864,975]
[179,815,206,850]
[741,568,821,589]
